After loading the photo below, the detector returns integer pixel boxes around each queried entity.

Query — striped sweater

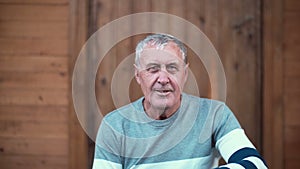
[93,93,267,169]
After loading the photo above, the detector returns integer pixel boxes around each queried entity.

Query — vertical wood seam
[68,0,89,169]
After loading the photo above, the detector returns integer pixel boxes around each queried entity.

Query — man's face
[135,42,188,113]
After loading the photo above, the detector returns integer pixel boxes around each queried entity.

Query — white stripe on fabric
[92,159,122,169]
[216,128,255,162]
[220,163,245,169]
[244,156,268,169]
[130,156,219,169]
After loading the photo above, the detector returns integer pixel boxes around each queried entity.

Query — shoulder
[102,97,144,126]
[182,93,238,126]
[182,93,227,111]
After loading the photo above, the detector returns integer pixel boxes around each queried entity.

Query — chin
[151,99,173,109]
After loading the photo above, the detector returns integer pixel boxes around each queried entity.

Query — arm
[93,158,122,169]
[92,120,123,169]
[211,103,268,169]
[215,129,268,169]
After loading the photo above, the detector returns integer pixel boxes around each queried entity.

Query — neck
[143,100,180,120]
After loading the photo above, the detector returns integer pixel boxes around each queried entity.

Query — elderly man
[92,34,267,169]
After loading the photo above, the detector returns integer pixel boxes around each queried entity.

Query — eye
[166,65,179,73]
[146,65,160,73]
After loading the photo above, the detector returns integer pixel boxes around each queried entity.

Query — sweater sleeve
[215,129,268,169]
[213,104,268,169]
[92,119,123,169]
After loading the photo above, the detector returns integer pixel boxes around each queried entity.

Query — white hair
[135,34,187,67]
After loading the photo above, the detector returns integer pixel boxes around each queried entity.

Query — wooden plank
[210,1,261,149]
[96,0,118,115]
[0,20,68,39]
[263,0,284,168]
[284,92,300,126]
[0,72,68,89]
[285,158,300,169]
[217,0,262,149]
[151,0,169,34]
[285,108,300,126]
[284,12,300,41]
[0,120,68,138]
[115,0,132,63]
[238,0,262,148]
[284,126,300,159]
[132,0,150,13]
[0,56,68,73]
[285,61,300,77]
[283,12,300,61]
[284,42,300,61]
[202,0,224,103]
[285,0,300,11]
[69,0,89,168]
[0,88,68,106]
[151,0,168,13]
[0,105,68,122]
[284,77,300,93]
[95,0,117,27]
[186,0,205,30]
[0,38,68,55]
[168,0,186,38]
[203,0,218,47]
[0,137,68,156]
[0,154,68,169]
[0,4,69,21]
[107,2,134,109]
[0,0,68,4]
[186,0,210,98]
[129,0,151,101]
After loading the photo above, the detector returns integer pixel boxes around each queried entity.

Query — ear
[134,64,141,84]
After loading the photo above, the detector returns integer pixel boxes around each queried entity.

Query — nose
[157,70,170,85]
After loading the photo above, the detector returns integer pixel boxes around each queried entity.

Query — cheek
[140,74,157,88]
[170,75,186,90]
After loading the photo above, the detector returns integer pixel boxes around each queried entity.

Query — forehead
[140,42,184,64]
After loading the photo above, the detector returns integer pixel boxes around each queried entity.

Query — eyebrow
[145,60,180,65]
[145,63,160,68]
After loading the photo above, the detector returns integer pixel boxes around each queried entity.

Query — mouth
[154,89,173,96]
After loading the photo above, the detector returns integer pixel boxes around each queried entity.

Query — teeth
[155,90,171,93]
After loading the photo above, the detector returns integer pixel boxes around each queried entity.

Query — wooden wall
[263,0,300,168]
[0,0,70,168]
[0,0,299,169]
[282,0,300,168]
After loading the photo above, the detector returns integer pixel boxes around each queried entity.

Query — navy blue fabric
[215,167,230,169]
[237,160,258,169]
[228,147,267,167]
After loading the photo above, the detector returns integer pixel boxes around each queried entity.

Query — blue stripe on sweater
[228,147,267,167]
[238,160,258,169]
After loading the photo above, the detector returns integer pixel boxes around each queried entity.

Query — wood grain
[0,105,68,122]
[0,137,68,156]
[0,56,68,73]
[0,154,68,169]
[68,0,89,169]
[263,0,284,168]
[0,4,68,21]
[0,21,68,39]
[0,88,68,106]
[0,72,68,89]
[0,38,68,55]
